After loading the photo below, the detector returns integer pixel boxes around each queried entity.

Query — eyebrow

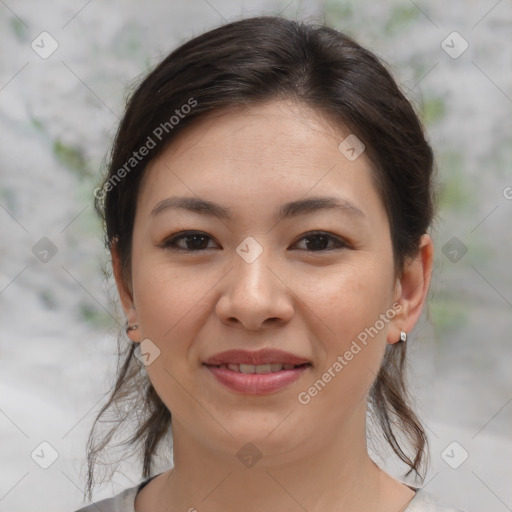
[150,195,365,221]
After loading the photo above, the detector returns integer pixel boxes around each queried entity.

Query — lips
[203,348,311,367]
[203,348,312,394]
[217,362,304,374]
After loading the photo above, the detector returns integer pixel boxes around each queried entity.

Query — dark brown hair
[86,15,435,500]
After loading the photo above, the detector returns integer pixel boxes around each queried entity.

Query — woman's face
[117,99,407,461]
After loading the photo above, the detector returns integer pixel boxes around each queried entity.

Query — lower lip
[204,364,311,395]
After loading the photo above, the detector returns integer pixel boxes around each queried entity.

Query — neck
[144,407,407,512]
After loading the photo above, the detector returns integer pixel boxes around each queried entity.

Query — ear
[111,239,140,342]
[387,234,434,345]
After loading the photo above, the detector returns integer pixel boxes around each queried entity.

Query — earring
[126,324,139,335]
[400,331,407,343]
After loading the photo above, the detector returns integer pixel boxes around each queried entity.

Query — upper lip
[204,348,311,366]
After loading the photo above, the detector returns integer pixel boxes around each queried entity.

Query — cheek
[306,262,393,341]
[302,264,392,398]
[133,256,209,340]
[131,263,211,414]
[130,254,223,373]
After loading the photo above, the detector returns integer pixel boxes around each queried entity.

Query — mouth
[205,362,311,374]
[203,348,312,368]
[203,355,312,394]
[202,348,312,394]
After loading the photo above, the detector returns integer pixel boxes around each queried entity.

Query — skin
[112,99,434,512]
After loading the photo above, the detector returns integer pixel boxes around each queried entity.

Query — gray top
[74,474,465,512]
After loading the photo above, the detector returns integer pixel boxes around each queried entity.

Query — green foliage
[79,302,113,329]
[39,289,57,309]
[465,235,492,267]
[30,115,93,180]
[429,295,467,335]
[10,18,28,42]
[384,5,418,36]
[324,0,354,23]
[75,180,105,234]
[112,22,143,58]
[53,139,90,178]
[438,151,476,212]
[421,97,446,125]
[30,115,44,132]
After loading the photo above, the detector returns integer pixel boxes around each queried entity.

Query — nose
[215,246,294,331]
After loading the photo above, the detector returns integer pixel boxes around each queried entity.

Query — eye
[158,231,219,252]
[291,231,349,252]
[158,230,349,253]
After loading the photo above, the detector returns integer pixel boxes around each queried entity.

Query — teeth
[239,364,256,374]
[255,364,272,374]
[218,363,302,374]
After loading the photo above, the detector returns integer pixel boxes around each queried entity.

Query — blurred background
[0,0,511,510]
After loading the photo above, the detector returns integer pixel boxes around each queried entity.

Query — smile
[204,363,311,394]
[211,362,309,373]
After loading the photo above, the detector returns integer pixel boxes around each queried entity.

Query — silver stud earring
[126,324,139,335]
[400,331,407,343]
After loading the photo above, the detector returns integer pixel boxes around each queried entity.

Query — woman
[76,15,464,512]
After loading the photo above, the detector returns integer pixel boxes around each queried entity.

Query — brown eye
[158,230,349,253]
[291,232,349,252]
[159,231,219,252]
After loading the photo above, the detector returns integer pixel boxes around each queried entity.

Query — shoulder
[73,479,464,512]
[72,475,157,512]
[404,488,466,512]
[72,487,138,512]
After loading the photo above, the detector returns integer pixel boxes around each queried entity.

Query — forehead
[137,99,386,225]
[150,100,348,173]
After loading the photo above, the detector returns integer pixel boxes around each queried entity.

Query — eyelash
[158,230,350,253]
